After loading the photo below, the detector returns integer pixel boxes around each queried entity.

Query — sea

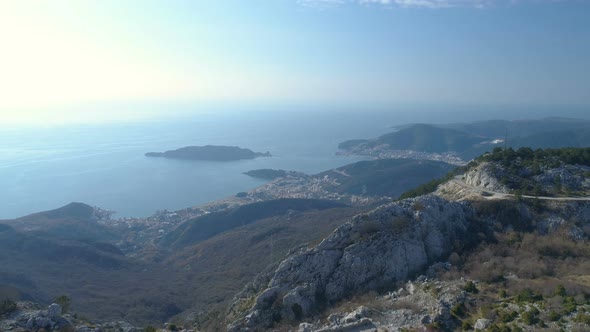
[1,105,588,219]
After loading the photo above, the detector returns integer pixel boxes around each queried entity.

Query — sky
[0,0,589,124]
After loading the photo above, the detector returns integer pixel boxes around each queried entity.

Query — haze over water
[1,106,588,219]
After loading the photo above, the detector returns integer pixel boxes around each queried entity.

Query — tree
[54,295,71,314]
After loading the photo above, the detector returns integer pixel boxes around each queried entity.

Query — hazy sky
[1,0,589,124]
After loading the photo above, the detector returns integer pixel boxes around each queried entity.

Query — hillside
[228,148,590,331]
[339,118,590,162]
[0,200,364,329]
[0,202,119,243]
[340,123,486,154]
[237,158,456,207]
[161,199,346,249]
[316,158,456,197]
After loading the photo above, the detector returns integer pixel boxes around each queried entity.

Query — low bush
[0,299,17,315]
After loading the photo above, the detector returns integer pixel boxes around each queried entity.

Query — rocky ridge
[227,195,472,330]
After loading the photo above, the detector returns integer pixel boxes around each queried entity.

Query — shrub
[548,311,561,322]
[461,320,473,331]
[451,303,466,318]
[0,299,17,315]
[291,303,303,321]
[144,326,157,332]
[573,313,590,324]
[487,324,511,332]
[464,281,478,294]
[521,309,539,325]
[563,296,578,315]
[516,289,542,303]
[54,295,71,314]
[554,285,567,297]
[498,310,518,323]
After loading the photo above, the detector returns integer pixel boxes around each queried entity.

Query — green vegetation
[398,163,474,199]
[451,302,466,318]
[398,147,590,200]
[520,307,539,325]
[515,289,543,303]
[479,147,590,168]
[318,158,456,198]
[55,295,71,313]
[436,196,590,331]
[464,281,478,294]
[0,298,17,315]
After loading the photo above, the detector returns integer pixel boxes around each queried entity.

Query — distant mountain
[444,117,590,139]
[340,124,486,153]
[340,118,590,162]
[145,145,271,161]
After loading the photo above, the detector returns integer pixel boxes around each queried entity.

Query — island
[145,145,271,161]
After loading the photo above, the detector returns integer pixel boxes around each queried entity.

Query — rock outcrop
[0,301,143,332]
[463,162,510,193]
[228,195,472,330]
[299,278,468,332]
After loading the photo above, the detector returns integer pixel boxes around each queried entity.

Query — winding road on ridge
[449,175,590,202]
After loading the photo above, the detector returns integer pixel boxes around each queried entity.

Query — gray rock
[47,303,62,319]
[463,163,510,193]
[299,322,315,332]
[568,226,585,241]
[343,306,369,323]
[474,318,492,330]
[316,317,377,332]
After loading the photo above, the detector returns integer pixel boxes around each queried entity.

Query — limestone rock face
[0,301,144,332]
[0,302,71,332]
[463,162,510,193]
[228,195,472,330]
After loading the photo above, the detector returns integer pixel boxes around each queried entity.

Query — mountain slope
[340,124,486,153]
[228,148,590,331]
[228,195,472,330]
[317,159,455,197]
[0,202,119,243]
[161,199,346,249]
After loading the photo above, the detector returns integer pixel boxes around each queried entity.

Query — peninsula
[145,145,271,161]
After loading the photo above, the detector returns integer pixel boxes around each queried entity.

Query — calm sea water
[1,106,587,219]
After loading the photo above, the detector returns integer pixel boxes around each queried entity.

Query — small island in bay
[243,169,303,180]
[145,145,271,161]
